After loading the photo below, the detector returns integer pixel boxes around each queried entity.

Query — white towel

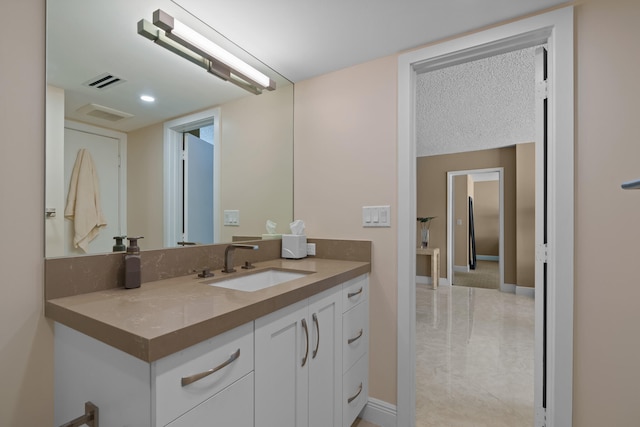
[64,149,107,252]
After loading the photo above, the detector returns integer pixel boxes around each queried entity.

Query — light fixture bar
[151,9,275,92]
[138,18,263,94]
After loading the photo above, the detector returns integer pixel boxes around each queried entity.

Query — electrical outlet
[306,243,316,256]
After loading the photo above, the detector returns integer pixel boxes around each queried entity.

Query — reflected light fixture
[140,95,155,102]
[137,9,276,95]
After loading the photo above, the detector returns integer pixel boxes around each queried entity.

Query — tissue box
[281,234,307,259]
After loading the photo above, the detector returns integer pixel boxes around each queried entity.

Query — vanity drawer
[342,300,368,374]
[343,355,369,427]
[166,372,254,427]
[342,274,368,313]
[153,322,254,426]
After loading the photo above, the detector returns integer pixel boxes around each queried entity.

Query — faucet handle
[241,261,255,270]
[197,268,214,278]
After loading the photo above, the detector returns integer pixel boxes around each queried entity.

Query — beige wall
[128,123,165,250]
[126,84,294,247]
[45,86,66,257]
[7,0,640,424]
[417,147,517,283]
[0,0,54,426]
[516,143,535,287]
[219,85,294,242]
[574,0,640,424]
[474,181,500,256]
[294,55,398,404]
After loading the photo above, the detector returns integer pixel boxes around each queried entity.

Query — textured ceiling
[416,46,543,157]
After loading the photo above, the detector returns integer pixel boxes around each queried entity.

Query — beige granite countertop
[45,258,370,362]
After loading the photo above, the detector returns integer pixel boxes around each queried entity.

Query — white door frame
[447,168,504,291]
[397,7,574,427]
[163,107,221,248]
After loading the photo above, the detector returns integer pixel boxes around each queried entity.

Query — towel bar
[621,178,640,190]
[60,401,99,427]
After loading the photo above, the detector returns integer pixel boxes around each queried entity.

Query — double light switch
[362,205,391,227]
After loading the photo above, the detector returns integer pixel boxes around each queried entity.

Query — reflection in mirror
[45,0,294,258]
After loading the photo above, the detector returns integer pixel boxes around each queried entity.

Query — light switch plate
[363,205,391,227]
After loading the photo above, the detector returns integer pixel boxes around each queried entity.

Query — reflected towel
[64,149,107,252]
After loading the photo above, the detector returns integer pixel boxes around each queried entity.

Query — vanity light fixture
[137,9,276,95]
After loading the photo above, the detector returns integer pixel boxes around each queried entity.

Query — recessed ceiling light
[140,95,155,103]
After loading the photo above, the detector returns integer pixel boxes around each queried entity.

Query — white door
[308,289,342,427]
[184,133,214,244]
[255,300,309,427]
[64,127,121,255]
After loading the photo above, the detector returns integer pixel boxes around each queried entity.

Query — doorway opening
[448,168,504,292]
[164,108,221,248]
[397,8,574,427]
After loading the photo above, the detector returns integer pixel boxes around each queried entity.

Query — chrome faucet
[222,244,258,273]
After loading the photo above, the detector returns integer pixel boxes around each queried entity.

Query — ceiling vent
[82,73,126,90]
[76,103,134,122]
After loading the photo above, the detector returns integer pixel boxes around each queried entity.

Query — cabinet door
[308,288,342,427]
[255,300,309,427]
[166,372,253,427]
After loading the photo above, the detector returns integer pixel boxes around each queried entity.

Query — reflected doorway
[181,126,215,245]
[163,107,221,248]
[449,170,503,290]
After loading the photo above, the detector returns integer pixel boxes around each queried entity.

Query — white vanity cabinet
[53,271,369,427]
[255,285,343,427]
[255,274,369,427]
[54,321,254,427]
[341,275,369,427]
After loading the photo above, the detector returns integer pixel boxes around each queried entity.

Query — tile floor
[416,284,535,427]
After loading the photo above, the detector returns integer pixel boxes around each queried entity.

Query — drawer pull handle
[312,313,320,359]
[301,318,309,367]
[348,329,364,345]
[181,348,240,387]
[347,287,363,299]
[347,382,363,404]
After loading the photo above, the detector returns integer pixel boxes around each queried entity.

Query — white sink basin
[206,269,309,292]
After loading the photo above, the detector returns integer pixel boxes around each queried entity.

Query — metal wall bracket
[60,401,99,427]
[621,178,640,190]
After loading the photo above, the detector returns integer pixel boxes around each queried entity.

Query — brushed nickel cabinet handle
[348,329,364,345]
[301,318,309,367]
[347,382,363,404]
[347,287,363,299]
[312,313,320,359]
[181,348,240,387]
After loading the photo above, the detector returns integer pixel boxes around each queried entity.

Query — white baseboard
[516,286,535,298]
[477,255,499,261]
[362,398,397,427]
[453,265,469,273]
[501,282,516,293]
[500,283,535,297]
[416,275,430,285]
[416,276,451,286]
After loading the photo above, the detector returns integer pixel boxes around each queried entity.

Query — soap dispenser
[124,236,144,289]
[113,235,127,252]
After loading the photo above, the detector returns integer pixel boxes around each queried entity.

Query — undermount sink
[205,269,309,292]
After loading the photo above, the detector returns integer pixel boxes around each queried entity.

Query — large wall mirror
[45,0,294,258]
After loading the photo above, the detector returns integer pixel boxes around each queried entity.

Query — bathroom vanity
[48,257,369,427]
